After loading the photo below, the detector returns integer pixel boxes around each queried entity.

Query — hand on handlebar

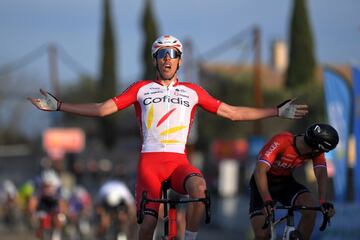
[261,200,276,229]
[263,200,275,217]
[321,202,335,218]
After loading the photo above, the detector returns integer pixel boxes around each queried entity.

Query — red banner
[43,128,85,154]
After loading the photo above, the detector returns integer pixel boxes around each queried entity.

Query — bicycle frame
[36,210,62,240]
[263,205,330,240]
[138,181,211,240]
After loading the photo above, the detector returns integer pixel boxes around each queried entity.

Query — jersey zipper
[164,85,172,151]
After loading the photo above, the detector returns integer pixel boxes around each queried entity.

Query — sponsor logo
[150,91,163,94]
[174,88,186,92]
[143,96,190,107]
[173,90,189,98]
[178,93,189,98]
[274,160,293,169]
[264,141,280,158]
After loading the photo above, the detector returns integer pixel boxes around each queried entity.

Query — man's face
[154,47,181,80]
[303,140,324,157]
[42,183,57,196]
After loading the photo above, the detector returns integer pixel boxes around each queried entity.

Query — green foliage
[98,0,118,148]
[141,0,159,80]
[61,76,99,135]
[62,76,98,102]
[197,72,268,151]
[99,0,117,98]
[196,69,325,152]
[61,75,139,141]
[286,0,316,88]
[288,81,326,131]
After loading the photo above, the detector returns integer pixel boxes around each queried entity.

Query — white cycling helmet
[41,170,61,188]
[151,35,183,58]
[2,180,17,199]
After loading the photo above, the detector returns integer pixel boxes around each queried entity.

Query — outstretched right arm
[28,89,118,117]
[59,100,118,117]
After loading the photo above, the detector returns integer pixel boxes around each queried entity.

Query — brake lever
[262,212,274,229]
[319,212,330,231]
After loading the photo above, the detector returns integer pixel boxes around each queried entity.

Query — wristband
[263,196,273,202]
[319,198,325,205]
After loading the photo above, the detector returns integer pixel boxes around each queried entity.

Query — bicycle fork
[282,209,296,240]
[162,181,178,240]
[163,204,178,240]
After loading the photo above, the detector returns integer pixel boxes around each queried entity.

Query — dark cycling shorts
[249,174,309,219]
[136,152,203,219]
[101,200,128,214]
[37,196,59,213]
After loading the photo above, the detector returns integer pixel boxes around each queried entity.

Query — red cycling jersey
[257,132,327,176]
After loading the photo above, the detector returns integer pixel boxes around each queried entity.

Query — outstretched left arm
[216,102,277,121]
[216,99,308,121]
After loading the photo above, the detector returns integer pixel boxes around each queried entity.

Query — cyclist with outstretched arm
[249,123,338,240]
[28,35,308,240]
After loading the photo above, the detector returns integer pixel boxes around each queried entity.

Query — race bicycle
[262,205,330,240]
[138,180,211,240]
[36,210,66,240]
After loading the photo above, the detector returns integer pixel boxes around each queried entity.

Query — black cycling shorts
[248,174,309,219]
[102,200,128,214]
[37,196,59,212]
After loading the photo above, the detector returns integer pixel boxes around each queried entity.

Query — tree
[285,0,316,88]
[61,75,99,134]
[141,0,159,80]
[98,0,118,148]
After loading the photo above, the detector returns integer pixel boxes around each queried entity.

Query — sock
[184,230,198,240]
[52,230,61,240]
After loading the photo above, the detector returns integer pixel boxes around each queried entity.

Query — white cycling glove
[277,99,304,119]
[34,89,62,111]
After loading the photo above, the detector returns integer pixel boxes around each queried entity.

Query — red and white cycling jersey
[112,80,221,153]
[258,132,327,176]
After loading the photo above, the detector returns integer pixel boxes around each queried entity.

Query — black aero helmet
[304,123,339,152]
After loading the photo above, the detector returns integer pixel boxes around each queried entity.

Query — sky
[0,0,359,86]
[0,0,359,136]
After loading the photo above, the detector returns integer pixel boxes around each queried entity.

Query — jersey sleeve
[312,153,327,169]
[258,133,289,167]
[186,83,221,113]
[112,81,146,110]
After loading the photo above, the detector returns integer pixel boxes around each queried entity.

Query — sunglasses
[155,48,181,59]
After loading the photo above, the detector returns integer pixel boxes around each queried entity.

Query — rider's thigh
[170,163,203,195]
[294,192,317,207]
[250,215,270,240]
[295,192,317,220]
